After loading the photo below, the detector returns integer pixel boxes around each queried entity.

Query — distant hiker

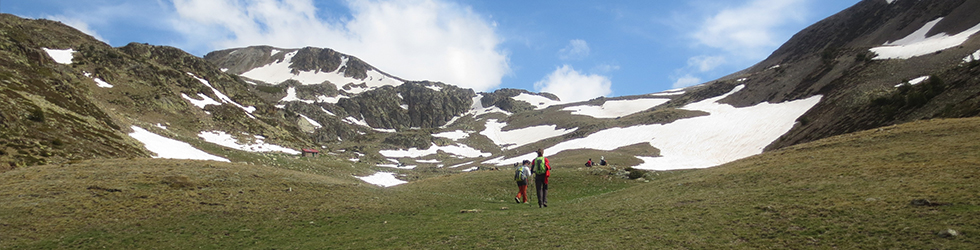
[533,148,552,208]
[514,160,532,204]
[585,158,593,167]
[599,156,607,166]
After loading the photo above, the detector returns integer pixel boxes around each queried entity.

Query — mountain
[0,14,314,169]
[3,0,980,176]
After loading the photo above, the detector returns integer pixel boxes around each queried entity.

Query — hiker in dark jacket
[532,148,551,208]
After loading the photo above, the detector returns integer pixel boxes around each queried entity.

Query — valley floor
[2,118,979,248]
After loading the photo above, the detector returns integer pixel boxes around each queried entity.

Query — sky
[4,0,860,102]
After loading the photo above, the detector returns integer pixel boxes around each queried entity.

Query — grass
[2,117,980,248]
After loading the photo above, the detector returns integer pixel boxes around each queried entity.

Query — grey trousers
[534,175,548,207]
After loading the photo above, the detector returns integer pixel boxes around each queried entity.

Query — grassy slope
[2,118,979,248]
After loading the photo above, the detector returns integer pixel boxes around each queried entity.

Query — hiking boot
[543,204,548,207]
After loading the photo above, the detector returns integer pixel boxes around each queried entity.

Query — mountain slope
[3,117,977,248]
[0,14,314,168]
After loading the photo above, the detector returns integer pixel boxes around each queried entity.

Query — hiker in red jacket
[532,148,551,208]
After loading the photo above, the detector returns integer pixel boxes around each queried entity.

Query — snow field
[356,172,407,187]
[42,48,74,64]
[562,98,670,119]
[497,85,823,170]
[871,17,980,60]
[128,126,229,162]
[480,119,577,150]
[198,131,301,154]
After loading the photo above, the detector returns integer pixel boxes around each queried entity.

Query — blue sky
[4,0,859,102]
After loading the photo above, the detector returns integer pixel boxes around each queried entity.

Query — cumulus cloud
[534,65,612,102]
[672,74,702,89]
[558,39,590,60]
[45,15,108,43]
[692,0,807,58]
[673,0,808,88]
[169,0,509,92]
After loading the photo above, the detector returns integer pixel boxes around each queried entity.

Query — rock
[459,209,482,213]
[938,228,959,238]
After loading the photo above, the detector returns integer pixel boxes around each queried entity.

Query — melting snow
[964,49,980,63]
[461,167,478,172]
[480,119,577,150]
[42,48,74,64]
[433,130,471,141]
[83,72,113,88]
[299,114,322,129]
[896,76,930,87]
[871,18,980,60]
[128,126,229,162]
[426,85,443,91]
[378,164,417,170]
[356,172,407,187]
[186,73,257,118]
[198,131,300,154]
[379,143,491,159]
[513,93,563,110]
[416,159,441,164]
[497,85,822,170]
[562,98,670,119]
[447,161,473,168]
[182,93,222,108]
[240,51,402,90]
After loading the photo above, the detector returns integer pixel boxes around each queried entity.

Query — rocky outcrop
[481,88,559,113]
[335,81,474,130]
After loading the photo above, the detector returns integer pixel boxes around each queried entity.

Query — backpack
[534,157,547,175]
[514,166,528,182]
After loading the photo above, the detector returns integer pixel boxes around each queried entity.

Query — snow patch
[964,49,980,63]
[480,119,577,150]
[895,76,930,87]
[461,167,478,172]
[42,48,74,64]
[379,143,490,159]
[562,98,670,119]
[426,85,443,92]
[128,126,229,162]
[433,130,470,141]
[182,93,221,109]
[356,172,407,187]
[240,51,402,89]
[871,18,980,60]
[513,93,564,110]
[198,131,300,154]
[186,73,256,118]
[299,114,322,129]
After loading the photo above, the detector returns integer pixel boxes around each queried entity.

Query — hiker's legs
[535,176,546,207]
[518,184,528,202]
[541,181,548,207]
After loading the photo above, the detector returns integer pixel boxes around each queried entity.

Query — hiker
[514,160,532,204]
[532,148,551,208]
[585,158,593,167]
[599,156,607,166]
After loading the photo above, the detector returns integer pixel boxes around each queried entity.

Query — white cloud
[534,65,612,102]
[672,75,702,89]
[558,39,590,60]
[692,0,808,58]
[672,0,809,88]
[169,0,509,92]
[687,55,726,72]
[45,15,108,43]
